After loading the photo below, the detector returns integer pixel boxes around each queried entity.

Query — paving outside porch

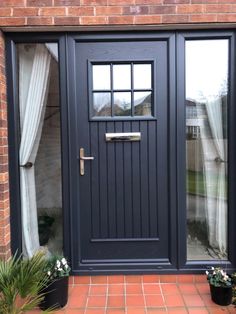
[32,274,236,313]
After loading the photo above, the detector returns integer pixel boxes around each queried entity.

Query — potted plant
[0,251,52,313]
[206,267,233,306]
[39,255,71,310]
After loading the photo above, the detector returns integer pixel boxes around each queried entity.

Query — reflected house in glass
[186,95,228,260]
[94,92,152,117]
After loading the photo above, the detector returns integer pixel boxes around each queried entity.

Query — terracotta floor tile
[36,275,236,314]
[161,284,180,294]
[126,308,147,314]
[106,308,126,314]
[89,285,107,295]
[85,309,106,314]
[87,296,107,307]
[201,294,219,307]
[108,284,125,295]
[178,284,198,294]
[145,294,165,307]
[145,308,167,313]
[108,275,125,284]
[188,308,209,314]
[207,307,231,313]
[74,276,91,284]
[177,275,194,283]
[107,295,125,307]
[143,275,160,283]
[68,286,74,295]
[91,276,108,284]
[183,294,205,307]
[160,275,177,283]
[228,306,236,313]
[65,310,84,314]
[164,294,185,307]
[71,284,89,295]
[125,275,143,283]
[69,276,74,285]
[126,283,143,294]
[126,295,145,307]
[143,283,161,294]
[196,283,210,295]
[167,308,188,313]
[194,275,207,283]
[68,294,87,308]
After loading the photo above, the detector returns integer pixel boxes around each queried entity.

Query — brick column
[0,31,11,260]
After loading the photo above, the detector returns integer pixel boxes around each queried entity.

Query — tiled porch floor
[33,275,236,313]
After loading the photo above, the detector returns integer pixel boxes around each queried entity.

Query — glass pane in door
[186,40,228,260]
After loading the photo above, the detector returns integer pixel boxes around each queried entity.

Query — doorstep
[32,275,236,313]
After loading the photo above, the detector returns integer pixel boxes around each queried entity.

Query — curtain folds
[19,44,51,258]
[200,98,227,254]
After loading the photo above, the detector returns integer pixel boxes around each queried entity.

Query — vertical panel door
[69,35,176,272]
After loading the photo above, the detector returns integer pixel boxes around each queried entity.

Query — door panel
[72,37,176,271]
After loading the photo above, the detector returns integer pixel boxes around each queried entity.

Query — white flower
[61,258,67,265]
[47,271,51,276]
[211,267,215,270]
[58,268,63,271]
[56,260,61,268]
[206,271,209,275]
[65,264,69,269]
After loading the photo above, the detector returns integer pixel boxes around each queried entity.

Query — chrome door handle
[80,148,94,176]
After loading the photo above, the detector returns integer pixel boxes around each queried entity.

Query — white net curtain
[18,43,54,257]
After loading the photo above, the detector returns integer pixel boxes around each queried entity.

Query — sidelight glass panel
[134,91,152,116]
[186,40,228,260]
[93,92,111,116]
[113,64,131,90]
[17,43,63,257]
[93,65,110,90]
[114,92,131,116]
[133,64,152,89]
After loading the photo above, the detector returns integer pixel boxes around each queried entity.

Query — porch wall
[0,30,10,260]
[0,0,235,259]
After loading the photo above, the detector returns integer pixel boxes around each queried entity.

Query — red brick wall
[0,0,235,259]
[0,31,10,260]
[0,0,236,26]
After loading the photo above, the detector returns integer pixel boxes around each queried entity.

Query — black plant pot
[39,276,69,310]
[210,284,232,306]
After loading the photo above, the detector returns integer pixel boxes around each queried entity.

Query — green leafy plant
[45,255,71,282]
[0,252,53,313]
[206,267,232,288]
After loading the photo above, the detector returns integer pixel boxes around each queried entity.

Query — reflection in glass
[134,92,152,116]
[93,65,110,90]
[186,40,228,260]
[114,92,131,116]
[133,64,152,89]
[93,93,111,116]
[113,64,131,90]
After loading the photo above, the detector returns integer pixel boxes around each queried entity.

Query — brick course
[0,31,10,260]
[0,0,235,258]
[0,1,236,26]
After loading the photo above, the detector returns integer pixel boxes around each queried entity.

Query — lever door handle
[80,148,94,175]
[80,156,94,160]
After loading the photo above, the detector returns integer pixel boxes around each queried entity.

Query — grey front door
[69,34,176,272]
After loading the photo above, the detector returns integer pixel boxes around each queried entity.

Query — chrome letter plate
[105,132,141,142]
